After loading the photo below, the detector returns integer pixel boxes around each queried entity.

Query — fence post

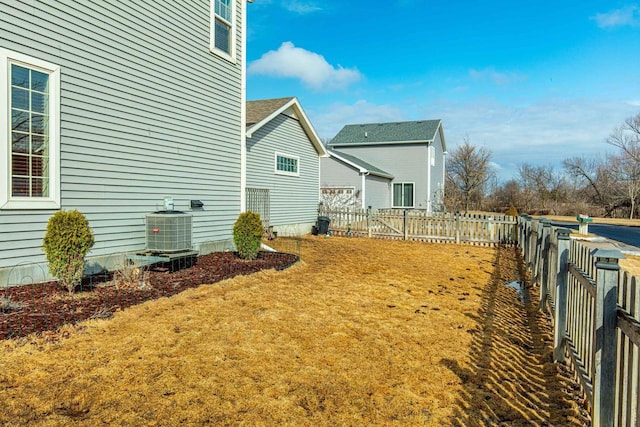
[553,228,571,363]
[539,219,552,312]
[532,219,543,284]
[455,213,461,244]
[592,248,624,427]
[520,215,530,264]
[404,209,408,240]
[527,216,535,270]
[488,216,495,242]
[367,207,372,238]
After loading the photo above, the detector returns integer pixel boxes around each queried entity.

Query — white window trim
[0,49,60,210]
[210,0,237,63]
[274,152,300,177]
[392,182,415,208]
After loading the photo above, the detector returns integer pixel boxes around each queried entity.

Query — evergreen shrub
[233,211,264,260]
[42,210,95,293]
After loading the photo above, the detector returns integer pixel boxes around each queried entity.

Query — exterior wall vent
[145,211,192,253]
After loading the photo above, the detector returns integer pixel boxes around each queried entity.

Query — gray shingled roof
[330,119,441,145]
[246,97,294,126]
[328,149,393,179]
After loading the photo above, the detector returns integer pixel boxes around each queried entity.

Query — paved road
[551,222,640,249]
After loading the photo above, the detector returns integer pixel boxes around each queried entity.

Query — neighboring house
[321,120,446,211]
[0,1,249,284]
[245,97,327,236]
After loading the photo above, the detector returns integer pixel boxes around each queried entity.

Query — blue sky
[245,1,640,182]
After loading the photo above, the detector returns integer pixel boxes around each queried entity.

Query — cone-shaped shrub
[43,210,94,293]
[233,211,264,260]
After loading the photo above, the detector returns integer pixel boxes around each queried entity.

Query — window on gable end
[275,152,299,177]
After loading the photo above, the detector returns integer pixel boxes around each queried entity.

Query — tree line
[445,113,640,219]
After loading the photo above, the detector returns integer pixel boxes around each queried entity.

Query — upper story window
[393,182,414,208]
[211,0,236,61]
[1,49,60,209]
[275,152,299,177]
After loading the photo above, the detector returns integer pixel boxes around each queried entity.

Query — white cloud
[591,5,640,28]
[309,100,406,139]
[418,98,640,181]
[469,68,527,86]
[283,1,322,14]
[248,42,362,91]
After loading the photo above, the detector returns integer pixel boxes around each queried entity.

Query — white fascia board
[437,121,447,153]
[328,151,394,179]
[328,151,368,174]
[246,97,297,138]
[246,97,327,157]
[292,100,327,157]
[246,98,292,137]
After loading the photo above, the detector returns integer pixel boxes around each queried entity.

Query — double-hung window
[393,182,414,208]
[1,49,60,209]
[275,152,299,177]
[210,0,236,60]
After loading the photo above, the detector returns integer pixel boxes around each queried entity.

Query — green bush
[42,210,95,293]
[233,211,264,260]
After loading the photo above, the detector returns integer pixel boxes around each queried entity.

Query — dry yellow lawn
[0,237,588,426]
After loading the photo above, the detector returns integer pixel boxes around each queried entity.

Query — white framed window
[393,182,414,208]
[274,152,299,177]
[0,49,60,210]
[210,0,236,61]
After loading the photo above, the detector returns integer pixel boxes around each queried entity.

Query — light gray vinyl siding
[0,1,244,269]
[335,145,430,209]
[320,157,363,195]
[319,156,392,210]
[246,114,320,227]
[365,175,391,210]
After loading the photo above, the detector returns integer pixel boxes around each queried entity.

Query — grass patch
[0,237,587,425]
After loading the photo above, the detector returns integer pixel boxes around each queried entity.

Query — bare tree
[563,156,620,217]
[487,179,523,212]
[445,138,493,213]
[517,164,567,214]
[611,153,640,219]
[607,114,640,163]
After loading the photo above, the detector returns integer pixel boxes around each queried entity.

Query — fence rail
[318,207,518,246]
[520,215,640,426]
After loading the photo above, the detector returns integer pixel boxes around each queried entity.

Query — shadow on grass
[441,246,590,426]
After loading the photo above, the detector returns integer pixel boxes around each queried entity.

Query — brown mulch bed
[0,251,298,340]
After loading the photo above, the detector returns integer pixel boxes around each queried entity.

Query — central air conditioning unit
[145,211,192,253]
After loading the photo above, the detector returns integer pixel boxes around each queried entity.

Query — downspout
[239,0,248,212]
[361,171,368,208]
[318,156,321,207]
[442,150,447,208]
[426,143,432,213]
